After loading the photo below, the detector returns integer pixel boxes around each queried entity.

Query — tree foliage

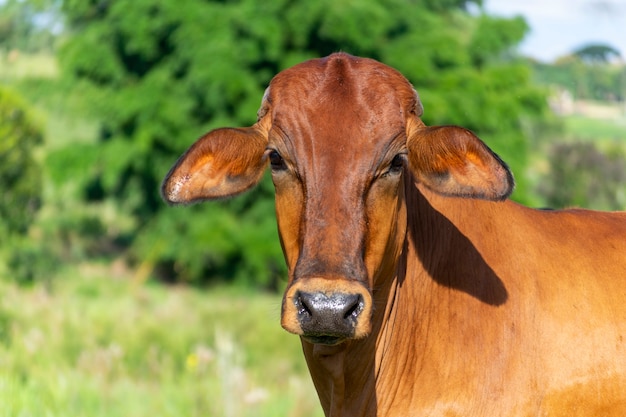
[52,0,550,286]
[534,43,626,101]
[0,87,58,284]
[573,43,621,64]
[0,87,42,235]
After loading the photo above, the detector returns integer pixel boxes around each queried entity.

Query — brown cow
[162,53,626,416]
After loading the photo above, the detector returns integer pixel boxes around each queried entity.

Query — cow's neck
[366,182,460,412]
[301,180,513,416]
[373,182,517,413]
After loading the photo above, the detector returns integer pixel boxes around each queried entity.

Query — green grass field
[0,264,323,417]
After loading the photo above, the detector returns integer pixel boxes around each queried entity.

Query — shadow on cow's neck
[407,183,509,307]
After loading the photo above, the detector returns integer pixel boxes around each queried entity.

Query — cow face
[162,53,513,346]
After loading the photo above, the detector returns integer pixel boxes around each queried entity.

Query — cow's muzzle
[281,277,373,345]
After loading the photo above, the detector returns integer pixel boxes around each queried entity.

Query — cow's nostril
[295,292,313,319]
[343,294,363,321]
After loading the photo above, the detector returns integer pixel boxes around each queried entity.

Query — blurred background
[0,0,624,415]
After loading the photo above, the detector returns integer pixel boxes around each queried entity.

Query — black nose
[295,291,364,344]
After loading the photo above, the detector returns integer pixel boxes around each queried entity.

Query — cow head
[162,53,513,346]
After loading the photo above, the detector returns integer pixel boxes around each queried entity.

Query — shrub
[0,86,42,235]
[537,141,626,210]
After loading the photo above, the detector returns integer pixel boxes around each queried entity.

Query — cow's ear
[407,125,514,201]
[161,126,268,204]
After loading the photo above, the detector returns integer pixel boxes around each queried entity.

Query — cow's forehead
[258,55,422,177]
[262,54,422,141]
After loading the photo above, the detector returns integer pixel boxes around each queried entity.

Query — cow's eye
[383,153,405,177]
[387,154,405,175]
[377,154,405,180]
[268,150,286,171]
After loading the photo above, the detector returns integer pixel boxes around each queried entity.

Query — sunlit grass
[0,264,323,417]
[562,114,626,147]
[0,52,59,80]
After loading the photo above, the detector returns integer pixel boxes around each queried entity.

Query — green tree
[0,87,42,235]
[573,43,621,64]
[53,0,550,286]
[0,87,58,283]
[537,142,626,210]
[534,43,626,101]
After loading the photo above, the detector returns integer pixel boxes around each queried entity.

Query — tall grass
[0,264,323,417]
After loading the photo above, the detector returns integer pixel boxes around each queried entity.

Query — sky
[484,0,626,62]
